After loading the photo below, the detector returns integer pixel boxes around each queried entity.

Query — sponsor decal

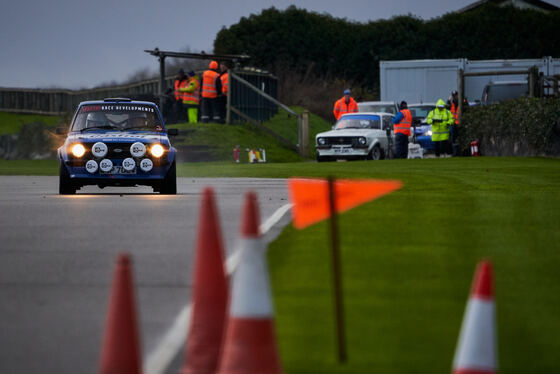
[79,104,155,114]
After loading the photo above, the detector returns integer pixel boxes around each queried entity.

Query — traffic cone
[99,253,142,374]
[216,191,283,374]
[181,187,229,374]
[452,260,498,374]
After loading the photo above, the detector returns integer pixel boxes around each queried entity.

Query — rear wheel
[59,163,76,195]
[160,162,177,195]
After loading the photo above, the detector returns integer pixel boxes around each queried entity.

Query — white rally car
[316,112,394,161]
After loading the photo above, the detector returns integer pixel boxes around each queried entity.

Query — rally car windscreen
[71,104,162,132]
[335,115,381,130]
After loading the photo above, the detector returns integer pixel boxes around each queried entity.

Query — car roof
[408,103,436,106]
[340,112,389,118]
[358,101,397,105]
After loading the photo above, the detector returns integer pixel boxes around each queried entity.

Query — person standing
[333,89,358,121]
[180,71,200,123]
[200,61,222,123]
[426,99,454,157]
[219,61,229,124]
[173,69,188,123]
[392,101,412,159]
[448,90,460,156]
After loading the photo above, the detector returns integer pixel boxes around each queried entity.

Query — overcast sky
[1,0,559,89]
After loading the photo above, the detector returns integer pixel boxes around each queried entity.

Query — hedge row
[460,98,560,157]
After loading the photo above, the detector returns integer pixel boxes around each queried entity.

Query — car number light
[150,144,164,158]
[130,142,146,158]
[71,143,86,158]
[99,159,113,173]
[92,142,108,158]
[140,158,153,172]
[85,160,98,174]
[122,157,136,172]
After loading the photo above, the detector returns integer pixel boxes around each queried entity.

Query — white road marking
[143,203,292,374]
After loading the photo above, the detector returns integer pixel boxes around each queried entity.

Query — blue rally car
[57,98,178,195]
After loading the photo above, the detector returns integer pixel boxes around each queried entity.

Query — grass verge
[265,157,560,374]
[0,112,62,135]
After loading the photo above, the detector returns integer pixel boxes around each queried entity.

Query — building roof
[457,0,559,13]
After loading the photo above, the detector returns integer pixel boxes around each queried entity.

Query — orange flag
[287,178,402,229]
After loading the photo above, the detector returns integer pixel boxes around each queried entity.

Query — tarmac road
[0,176,291,374]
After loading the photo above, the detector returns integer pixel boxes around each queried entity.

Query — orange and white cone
[181,187,229,374]
[216,191,283,374]
[452,260,498,374]
[99,253,142,374]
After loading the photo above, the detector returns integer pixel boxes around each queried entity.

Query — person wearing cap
[392,101,412,159]
[200,61,222,123]
[173,69,188,123]
[333,89,358,121]
[426,99,454,157]
[448,90,460,156]
[180,71,200,123]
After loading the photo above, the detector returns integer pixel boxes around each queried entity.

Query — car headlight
[150,144,165,158]
[140,158,153,172]
[426,130,432,136]
[317,137,326,146]
[130,142,146,158]
[122,157,136,171]
[91,142,108,158]
[71,144,86,158]
[85,160,98,174]
[358,137,367,145]
[99,159,113,173]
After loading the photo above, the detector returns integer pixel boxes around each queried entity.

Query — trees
[214,4,560,117]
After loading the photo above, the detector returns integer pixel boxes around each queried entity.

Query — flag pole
[328,176,346,363]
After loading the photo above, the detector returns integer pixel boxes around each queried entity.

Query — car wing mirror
[167,128,179,136]
[55,126,68,135]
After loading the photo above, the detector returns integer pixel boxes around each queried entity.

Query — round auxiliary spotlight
[122,157,136,172]
[92,142,108,158]
[130,142,146,158]
[140,158,153,172]
[85,160,98,174]
[99,159,113,173]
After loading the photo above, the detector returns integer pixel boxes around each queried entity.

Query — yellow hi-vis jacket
[426,99,454,142]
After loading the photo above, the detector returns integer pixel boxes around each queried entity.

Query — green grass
[264,157,560,374]
[261,106,332,157]
[167,121,303,163]
[167,107,331,162]
[0,112,61,135]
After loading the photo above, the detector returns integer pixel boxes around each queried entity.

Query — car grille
[323,137,361,146]
[105,142,133,158]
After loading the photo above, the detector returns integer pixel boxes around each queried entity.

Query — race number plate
[333,147,351,154]
[100,166,136,175]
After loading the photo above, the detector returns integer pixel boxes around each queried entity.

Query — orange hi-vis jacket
[181,76,200,104]
[333,97,358,120]
[450,102,459,124]
[220,72,228,95]
[202,70,220,98]
[394,109,412,136]
[174,78,188,101]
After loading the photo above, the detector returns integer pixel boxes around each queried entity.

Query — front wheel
[160,162,177,195]
[368,145,382,161]
[59,163,76,195]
